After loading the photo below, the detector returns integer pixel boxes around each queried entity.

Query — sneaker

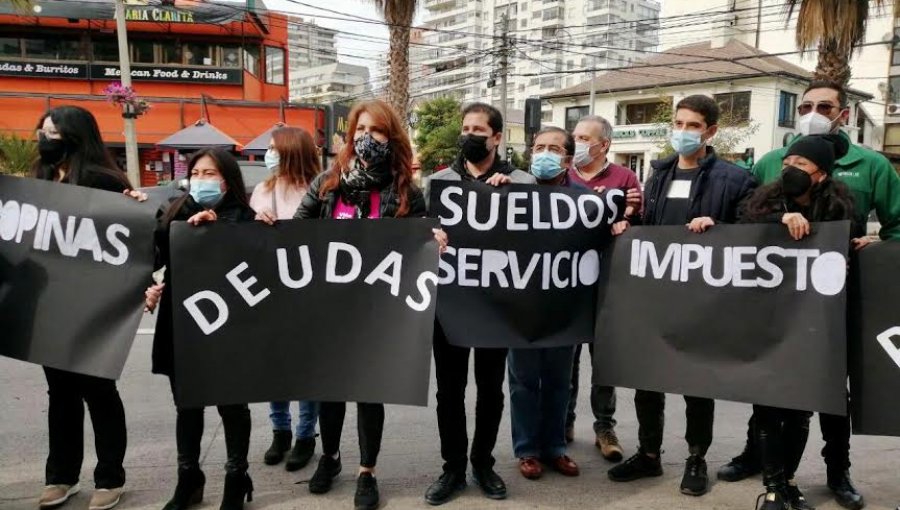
[39,484,80,508]
[680,455,708,496]
[88,488,123,510]
[757,490,789,510]
[717,447,761,482]
[595,429,624,462]
[783,482,815,510]
[354,473,379,510]
[285,437,316,472]
[827,471,865,510]
[308,454,342,494]
[608,451,663,482]
[424,471,466,506]
[263,430,292,465]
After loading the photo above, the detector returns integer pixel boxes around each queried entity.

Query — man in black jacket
[607,95,756,497]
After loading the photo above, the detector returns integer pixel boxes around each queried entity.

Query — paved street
[2,314,899,510]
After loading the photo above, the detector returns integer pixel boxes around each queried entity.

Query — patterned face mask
[354,132,391,167]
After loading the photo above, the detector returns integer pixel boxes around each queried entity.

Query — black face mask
[38,134,67,166]
[458,134,492,164]
[781,166,814,198]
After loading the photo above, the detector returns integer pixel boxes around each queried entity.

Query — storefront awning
[156,119,240,151]
[242,123,284,155]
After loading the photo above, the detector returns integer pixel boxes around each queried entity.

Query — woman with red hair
[293,99,446,510]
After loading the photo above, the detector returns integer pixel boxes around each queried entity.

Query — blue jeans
[269,401,319,439]
[568,343,617,432]
[508,346,575,459]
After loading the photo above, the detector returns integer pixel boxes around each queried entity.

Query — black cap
[785,134,850,174]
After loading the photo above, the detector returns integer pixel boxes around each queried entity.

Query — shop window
[92,39,119,62]
[265,46,285,84]
[131,40,155,64]
[185,42,213,66]
[24,37,84,61]
[221,45,241,68]
[0,37,21,58]
[159,40,183,65]
[243,45,259,76]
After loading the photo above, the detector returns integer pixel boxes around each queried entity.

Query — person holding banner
[144,149,256,510]
[32,105,138,510]
[423,102,535,506]
[607,95,756,497]
[292,99,446,510]
[250,126,322,472]
[737,133,855,510]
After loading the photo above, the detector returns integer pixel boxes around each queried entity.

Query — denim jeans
[568,343,617,432]
[508,346,576,459]
[268,401,319,439]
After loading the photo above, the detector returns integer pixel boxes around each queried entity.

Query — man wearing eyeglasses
[717,81,900,510]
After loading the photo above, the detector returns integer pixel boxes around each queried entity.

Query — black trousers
[170,380,250,475]
[44,367,127,489]
[634,390,714,456]
[433,322,508,473]
[754,404,812,489]
[319,402,384,468]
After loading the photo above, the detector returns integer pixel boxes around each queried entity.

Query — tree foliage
[414,98,462,175]
[649,96,760,160]
[0,133,37,176]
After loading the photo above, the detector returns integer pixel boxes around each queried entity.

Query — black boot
[162,468,206,510]
[263,430,292,465]
[827,470,865,510]
[220,472,253,510]
[285,437,316,472]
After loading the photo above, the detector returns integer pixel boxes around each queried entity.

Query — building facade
[291,62,371,104]
[0,0,324,186]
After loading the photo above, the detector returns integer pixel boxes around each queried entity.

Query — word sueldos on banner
[436,184,623,290]
[0,198,130,266]
[183,241,438,335]
[628,239,847,296]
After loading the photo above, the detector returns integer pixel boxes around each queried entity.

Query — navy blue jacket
[641,147,757,226]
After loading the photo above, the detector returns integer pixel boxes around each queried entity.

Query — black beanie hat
[785,134,850,174]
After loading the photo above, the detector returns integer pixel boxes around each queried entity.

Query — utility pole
[499,12,509,158]
[754,0,763,49]
[115,0,140,188]
[589,64,596,115]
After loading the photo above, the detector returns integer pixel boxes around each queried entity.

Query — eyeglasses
[797,101,843,116]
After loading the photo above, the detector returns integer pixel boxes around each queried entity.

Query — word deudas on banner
[0,198,131,266]
[183,241,439,336]
[436,185,624,290]
[628,238,847,296]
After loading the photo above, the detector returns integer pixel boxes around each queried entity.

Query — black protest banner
[850,241,900,436]
[594,222,850,415]
[169,218,439,408]
[429,180,624,349]
[0,175,156,379]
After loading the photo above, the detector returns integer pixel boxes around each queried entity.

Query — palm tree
[373,0,417,121]
[788,0,900,86]
[2,0,33,9]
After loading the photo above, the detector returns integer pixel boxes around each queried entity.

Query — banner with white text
[594,222,851,415]
[0,175,157,379]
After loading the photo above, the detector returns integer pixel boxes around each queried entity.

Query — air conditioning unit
[887,103,900,115]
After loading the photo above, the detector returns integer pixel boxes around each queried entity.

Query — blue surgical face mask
[530,150,565,180]
[264,148,280,172]
[670,129,704,156]
[189,179,224,207]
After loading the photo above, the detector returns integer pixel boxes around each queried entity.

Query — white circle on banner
[809,251,846,296]
[0,200,20,241]
[578,249,600,286]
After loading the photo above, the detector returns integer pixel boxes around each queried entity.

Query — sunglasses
[797,101,843,116]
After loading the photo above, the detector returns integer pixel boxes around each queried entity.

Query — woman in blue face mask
[144,148,256,510]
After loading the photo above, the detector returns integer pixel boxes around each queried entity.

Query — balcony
[424,0,459,10]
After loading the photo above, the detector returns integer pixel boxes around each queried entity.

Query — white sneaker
[38,483,80,508]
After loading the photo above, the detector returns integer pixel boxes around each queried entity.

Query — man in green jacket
[718,81,900,510]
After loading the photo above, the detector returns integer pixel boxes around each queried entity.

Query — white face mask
[264,148,280,172]
[573,142,595,168]
[797,112,838,136]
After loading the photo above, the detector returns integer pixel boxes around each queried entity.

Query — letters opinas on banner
[628,239,847,296]
[183,242,438,335]
[436,185,623,290]
[0,199,130,265]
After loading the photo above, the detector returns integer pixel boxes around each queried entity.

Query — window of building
[541,110,553,121]
[714,91,751,123]
[184,42,213,66]
[778,91,797,128]
[0,37,21,57]
[618,100,666,125]
[244,45,260,76]
[565,105,589,131]
[520,19,527,28]
[221,45,241,68]
[265,46,285,84]
[130,40,155,64]
[24,37,84,61]
[893,28,900,66]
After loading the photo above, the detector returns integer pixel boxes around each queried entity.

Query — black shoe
[608,451,663,482]
[757,490,789,510]
[680,454,708,496]
[471,465,507,500]
[424,471,466,506]
[263,430,292,466]
[717,449,761,482]
[285,437,316,472]
[354,473,379,510]
[308,454,342,494]
[783,482,815,510]
[828,471,865,510]
[163,469,206,510]
[219,472,253,510]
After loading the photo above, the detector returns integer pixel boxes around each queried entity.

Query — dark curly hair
[740,178,855,224]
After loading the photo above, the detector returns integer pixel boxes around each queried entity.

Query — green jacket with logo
[751,131,900,240]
